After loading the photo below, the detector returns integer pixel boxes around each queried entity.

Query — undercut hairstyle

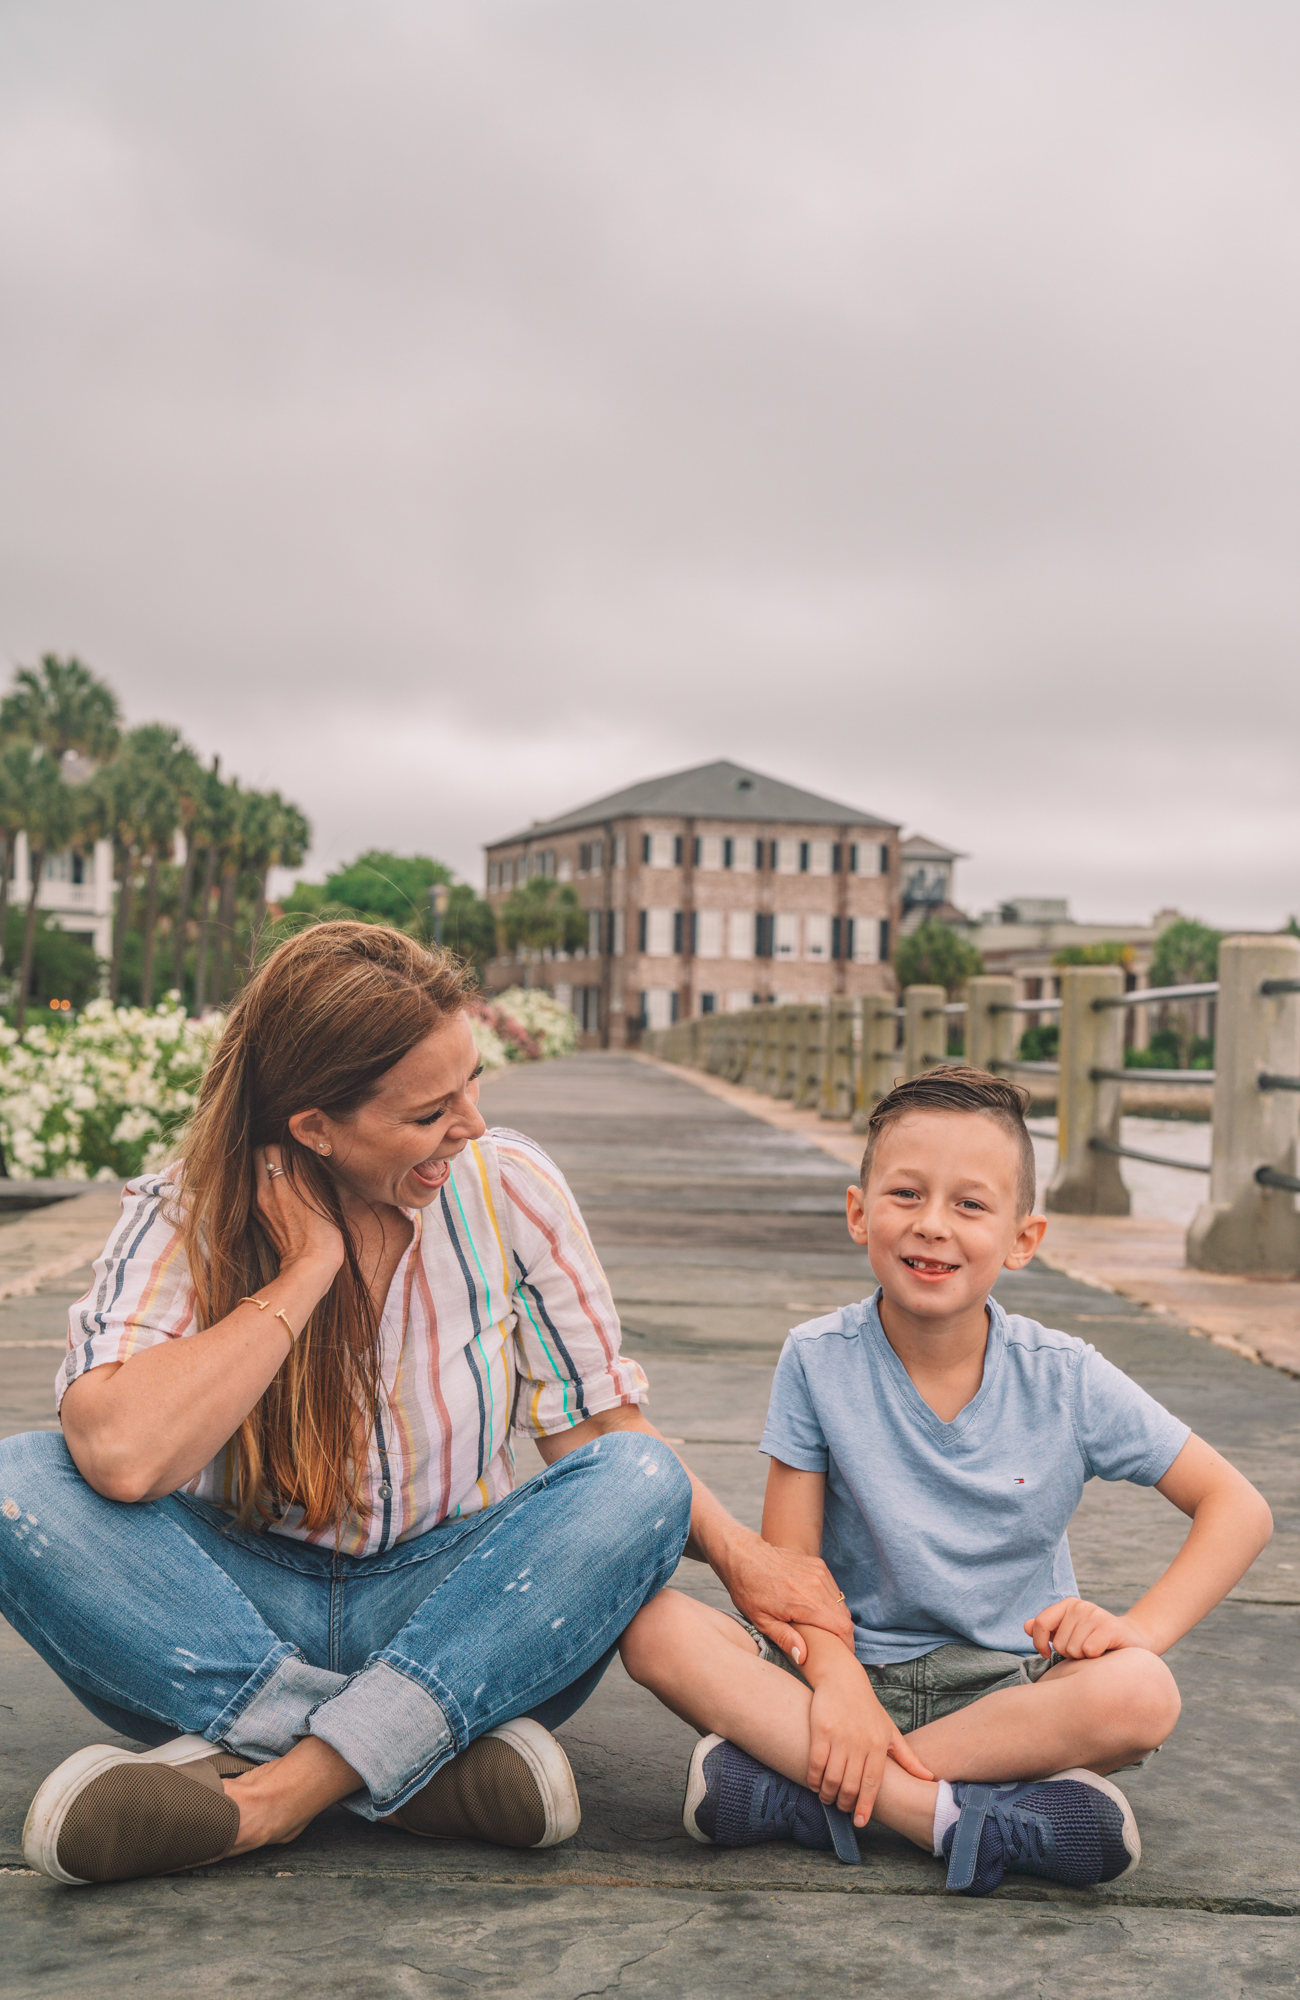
[859,1065,1038,1219]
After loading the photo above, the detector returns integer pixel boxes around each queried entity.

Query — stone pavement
[1,1053,1297,1996]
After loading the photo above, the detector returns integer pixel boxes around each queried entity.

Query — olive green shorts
[735,1618,1052,1729]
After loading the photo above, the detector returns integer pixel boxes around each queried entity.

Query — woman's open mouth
[410,1157,451,1191]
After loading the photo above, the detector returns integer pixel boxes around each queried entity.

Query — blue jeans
[0,1427,691,1819]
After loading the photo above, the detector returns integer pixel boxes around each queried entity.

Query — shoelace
[988,1799,1049,1868]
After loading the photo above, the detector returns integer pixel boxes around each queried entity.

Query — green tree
[894,920,984,998]
[241,791,311,965]
[1052,941,1135,968]
[2,908,98,1014]
[441,883,498,975]
[500,877,586,985]
[121,725,201,1007]
[1149,918,1222,988]
[323,850,452,932]
[0,655,120,763]
[1149,918,1222,1072]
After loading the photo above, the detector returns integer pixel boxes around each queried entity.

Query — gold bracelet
[240,1296,297,1343]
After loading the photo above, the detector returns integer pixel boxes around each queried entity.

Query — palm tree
[0,656,120,763]
[239,790,311,974]
[11,749,75,1029]
[0,736,35,968]
[93,754,144,1003]
[118,725,199,1006]
[191,763,236,1015]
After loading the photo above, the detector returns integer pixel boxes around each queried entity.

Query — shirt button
[378,1482,392,1500]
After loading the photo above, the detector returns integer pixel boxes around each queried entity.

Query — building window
[723,837,733,869]
[642,988,675,1030]
[695,909,723,958]
[726,990,752,1011]
[592,838,603,871]
[673,910,684,953]
[755,913,775,958]
[643,908,674,956]
[610,909,626,956]
[578,843,589,875]
[699,991,716,1014]
[673,835,683,865]
[638,910,647,952]
[754,838,766,870]
[557,856,572,882]
[773,839,797,876]
[831,845,842,875]
[804,913,830,960]
[831,916,855,961]
[774,912,797,958]
[799,841,810,873]
[587,908,602,954]
[809,840,832,876]
[613,835,626,868]
[642,832,676,869]
[697,834,725,870]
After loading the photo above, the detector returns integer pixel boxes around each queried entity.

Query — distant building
[968,901,1186,1050]
[483,759,900,1048]
[6,831,114,964]
[900,834,968,935]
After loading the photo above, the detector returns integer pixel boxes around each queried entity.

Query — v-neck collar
[865,1287,1004,1446]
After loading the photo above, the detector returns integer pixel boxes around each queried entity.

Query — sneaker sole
[681,1732,724,1845]
[1048,1767,1142,1879]
[22,1736,227,1885]
[488,1719,581,1847]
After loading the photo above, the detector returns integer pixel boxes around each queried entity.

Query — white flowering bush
[0,984,579,1178]
[491,988,579,1060]
[0,996,224,1181]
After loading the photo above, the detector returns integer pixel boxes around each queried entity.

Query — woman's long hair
[177,921,477,1531]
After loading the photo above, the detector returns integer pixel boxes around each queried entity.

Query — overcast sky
[2,1,1296,925]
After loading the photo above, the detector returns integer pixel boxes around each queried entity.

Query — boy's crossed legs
[621,1591,1179,1875]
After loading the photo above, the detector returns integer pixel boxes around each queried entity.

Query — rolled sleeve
[56,1175,198,1411]
[493,1132,648,1437]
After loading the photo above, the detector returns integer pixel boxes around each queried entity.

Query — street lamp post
[430,880,450,948]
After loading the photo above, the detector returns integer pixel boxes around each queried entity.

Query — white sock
[932,1779,959,1856]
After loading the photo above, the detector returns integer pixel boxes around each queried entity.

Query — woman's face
[293,1011,487,1212]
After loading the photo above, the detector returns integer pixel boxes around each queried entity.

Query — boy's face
[845,1110,1045,1330]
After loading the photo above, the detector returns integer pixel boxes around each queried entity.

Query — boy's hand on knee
[1026,1597,1152,1661]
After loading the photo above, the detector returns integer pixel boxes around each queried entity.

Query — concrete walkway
[1,1055,1297,1995]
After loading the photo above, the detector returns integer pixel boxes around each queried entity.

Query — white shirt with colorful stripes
[55,1128,649,1556]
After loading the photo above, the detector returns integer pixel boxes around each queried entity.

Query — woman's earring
[319,1144,331,1157]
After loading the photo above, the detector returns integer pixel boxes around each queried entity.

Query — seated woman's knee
[0,1427,70,1497]
[594,1429,692,1549]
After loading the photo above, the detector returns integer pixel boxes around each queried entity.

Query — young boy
[619,1066,1272,1895]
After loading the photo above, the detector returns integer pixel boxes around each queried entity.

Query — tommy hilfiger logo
[1012,1477,1026,1485]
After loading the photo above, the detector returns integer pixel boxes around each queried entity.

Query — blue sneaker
[943,1768,1141,1895]
[682,1734,861,1866]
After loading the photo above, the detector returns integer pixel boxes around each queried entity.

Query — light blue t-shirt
[760,1290,1190,1665]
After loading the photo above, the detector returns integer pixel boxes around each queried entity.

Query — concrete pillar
[854,998,902,1129]
[820,996,856,1119]
[903,986,947,1080]
[966,976,1016,1076]
[742,1010,766,1091]
[1046,966,1130,1216]
[795,1004,828,1110]
[776,1006,800,1100]
[1187,935,1300,1277]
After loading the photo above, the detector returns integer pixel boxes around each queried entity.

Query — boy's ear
[1003,1213,1047,1271]
[846,1183,870,1246]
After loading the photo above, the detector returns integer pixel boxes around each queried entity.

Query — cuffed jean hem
[216,1650,347,1764]
[306,1659,456,1820]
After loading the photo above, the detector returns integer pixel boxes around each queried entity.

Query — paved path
[1,1055,1297,1995]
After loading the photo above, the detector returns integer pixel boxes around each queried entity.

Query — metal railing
[641,936,1300,1276]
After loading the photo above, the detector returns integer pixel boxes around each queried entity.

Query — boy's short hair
[860,1065,1037,1218]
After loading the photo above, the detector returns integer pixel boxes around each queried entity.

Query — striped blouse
[55,1127,648,1556]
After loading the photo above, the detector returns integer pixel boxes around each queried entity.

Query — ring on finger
[266,1164,283,1179]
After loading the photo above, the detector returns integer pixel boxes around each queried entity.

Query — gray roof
[901,832,967,862]
[489,760,896,845]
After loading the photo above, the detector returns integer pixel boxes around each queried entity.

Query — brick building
[483,759,900,1048]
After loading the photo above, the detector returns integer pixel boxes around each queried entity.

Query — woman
[1,922,848,1885]
[2,922,696,1883]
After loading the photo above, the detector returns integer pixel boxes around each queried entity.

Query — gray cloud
[1,0,1296,923]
